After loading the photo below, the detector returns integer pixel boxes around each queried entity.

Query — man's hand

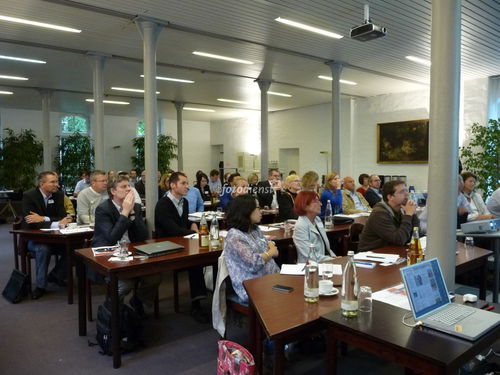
[402,200,417,216]
[25,211,44,224]
[191,223,199,233]
[121,191,135,216]
[58,216,72,228]
[271,180,282,191]
[477,214,494,220]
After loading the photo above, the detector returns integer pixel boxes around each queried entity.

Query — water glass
[464,237,474,253]
[358,286,372,312]
[284,219,294,234]
[118,240,129,259]
[322,263,335,280]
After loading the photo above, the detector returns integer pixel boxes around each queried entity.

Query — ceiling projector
[350,4,387,42]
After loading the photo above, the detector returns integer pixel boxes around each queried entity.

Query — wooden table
[243,243,492,374]
[322,297,500,375]
[11,228,93,304]
[75,236,221,368]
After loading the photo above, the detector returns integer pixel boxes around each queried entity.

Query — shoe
[191,305,210,324]
[47,274,67,287]
[31,287,46,300]
[129,296,147,319]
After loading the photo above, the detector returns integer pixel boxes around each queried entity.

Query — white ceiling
[0,0,498,121]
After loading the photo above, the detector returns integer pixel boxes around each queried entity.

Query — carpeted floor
[0,222,497,374]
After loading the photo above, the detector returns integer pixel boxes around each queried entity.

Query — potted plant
[132,134,177,173]
[54,132,94,191]
[460,118,500,198]
[0,128,43,190]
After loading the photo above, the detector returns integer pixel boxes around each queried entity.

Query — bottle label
[200,235,209,247]
[341,300,358,311]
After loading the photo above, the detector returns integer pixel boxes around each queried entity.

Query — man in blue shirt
[185,186,204,213]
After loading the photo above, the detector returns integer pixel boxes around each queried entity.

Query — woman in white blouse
[461,171,494,221]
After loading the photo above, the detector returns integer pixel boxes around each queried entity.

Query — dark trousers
[188,267,207,301]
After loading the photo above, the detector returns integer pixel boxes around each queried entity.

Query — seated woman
[224,194,280,304]
[320,172,343,218]
[293,191,336,263]
[247,172,259,196]
[220,174,247,210]
[92,175,161,317]
[277,174,301,221]
[301,170,320,194]
[194,172,212,202]
[356,173,369,195]
[158,172,170,196]
[461,171,494,221]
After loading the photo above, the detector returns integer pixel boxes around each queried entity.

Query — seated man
[73,171,90,197]
[256,168,282,209]
[22,171,73,299]
[92,175,161,318]
[185,186,204,213]
[358,179,419,251]
[486,187,500,218]
[364,174,383,208]
[342,176,371,214]
[208,169,221,195]
[154,172,209,323]
[76,170,108,225]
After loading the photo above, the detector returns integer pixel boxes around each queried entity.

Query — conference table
[10,227,94,304]
[75,236,221,368]
[243,243,493,374]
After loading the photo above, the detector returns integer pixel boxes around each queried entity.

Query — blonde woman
[277,174,301,221]
[301,171,320,193]
[320,172,343,217]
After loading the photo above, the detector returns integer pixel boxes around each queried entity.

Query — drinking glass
[464,237,474,253]
[358,286,372,312]
[322,263,335,280]
[118,240,129,259]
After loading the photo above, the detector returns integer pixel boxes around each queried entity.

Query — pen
[366,255,384,259]
[482,305,495,311]
[355,261,375,266]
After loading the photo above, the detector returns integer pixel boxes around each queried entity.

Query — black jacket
[256,180,273,208]
[155,195,195,237]
[92,199,147,246]
[21,188,66,229]
[364,187,382,208]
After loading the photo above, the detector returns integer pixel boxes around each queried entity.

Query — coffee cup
[319,279,333,294]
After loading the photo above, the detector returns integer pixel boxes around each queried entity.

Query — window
[137,120,145,136]
[60,114,88,134]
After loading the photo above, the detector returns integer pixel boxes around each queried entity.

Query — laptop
[134,241,184,258]
[400,258,500,340]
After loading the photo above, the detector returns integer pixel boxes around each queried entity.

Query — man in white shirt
[487,187,500,217]
[364,174,383,208]
[73,172,90,197]
[208,169,221,194]
[76,170,108,225]
[342,176,371,214]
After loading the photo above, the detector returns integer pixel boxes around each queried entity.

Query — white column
[89,54,105,170]
[136,19,162,231]
[327,61,343,175]
[426,0,461,289]
[257,79,271,179]
[175,102,184,171]
[40,90,52,170]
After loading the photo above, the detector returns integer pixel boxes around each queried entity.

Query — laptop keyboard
[429,304,474,326]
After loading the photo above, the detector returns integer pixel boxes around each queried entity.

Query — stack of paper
[280,263,343,276]
[354,252,400,264]
[60,226,94,234]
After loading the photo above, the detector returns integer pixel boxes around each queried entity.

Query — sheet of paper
[40,228,59,232]
[258,225,279,232]
[354,251,400,263]
[280,263,342,276]
[108,256,133,262]
[59,227,93,234]
[372,283,410,310]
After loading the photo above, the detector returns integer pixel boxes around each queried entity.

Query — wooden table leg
[326,326,338,375]
[77,258,87,336]
[20,238,31,296]
[65,238,73,304]
[479,256,487,300]
[110,275,121,368]
[273,339,285,375]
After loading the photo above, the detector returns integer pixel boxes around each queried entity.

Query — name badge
[47,199,54,204]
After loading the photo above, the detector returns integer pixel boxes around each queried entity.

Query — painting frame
[377,119,429,164]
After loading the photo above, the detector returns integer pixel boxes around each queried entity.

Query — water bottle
[209,214,220,250]
[409,186,417,203]
[341,251,359,317]
[324,200,334,229]
[304,244,319,303]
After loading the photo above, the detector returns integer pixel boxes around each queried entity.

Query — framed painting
[377,119,429,163]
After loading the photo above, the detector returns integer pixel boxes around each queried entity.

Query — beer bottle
[407,227,423,265]
[198,213,210,248]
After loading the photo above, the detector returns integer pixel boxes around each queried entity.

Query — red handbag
[217,340,255,375]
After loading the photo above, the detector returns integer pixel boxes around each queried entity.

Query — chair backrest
[342,222,365,254]
[151,230,157,239]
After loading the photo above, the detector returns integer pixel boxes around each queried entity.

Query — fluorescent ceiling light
[318,75,357,85]
[193,51,253,65]
[140,74,194,83]
[0,54,46,64]
[268,91,292,97]
[0,15,81,33]
[406,55,431,67]
[85,99,129,105]
[217,98,248,104]
[0,90,13,95]
[275,17,343,39]
[183,107,216,113]
[111,86,160,94]
[0,74,28,81]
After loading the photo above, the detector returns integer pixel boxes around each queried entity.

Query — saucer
[113,251,132,256]
[320,287,339,297]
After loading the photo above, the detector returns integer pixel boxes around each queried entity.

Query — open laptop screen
[401,259,450,319]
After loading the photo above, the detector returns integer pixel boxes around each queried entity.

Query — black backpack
[95,299,143,355]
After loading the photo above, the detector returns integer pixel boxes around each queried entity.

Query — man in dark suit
[22,171,73,299]
[155,172,208,323]
[92,175,161,317]
[256,168,282,208]
[364,174,383,208]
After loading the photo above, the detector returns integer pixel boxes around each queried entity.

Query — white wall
[0,108,211,182]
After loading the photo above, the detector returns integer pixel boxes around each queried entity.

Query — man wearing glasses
[358,180,419,251]
[364,174,383,208]
[76,170,108,225]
